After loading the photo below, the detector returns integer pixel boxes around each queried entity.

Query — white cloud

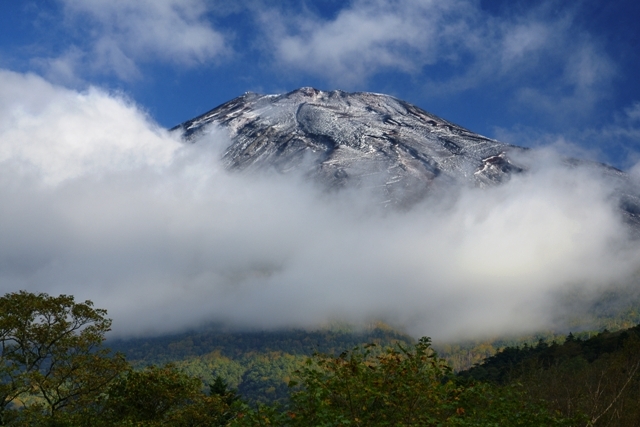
[262,0,469,85]
[260,0,615,121]
[492,127,605,165]
[1,70,639,341]
[33,48,86,87]
[0,70,179,184]
[597,101,640,169]
[499,21,550,65]
[54,0,228,80]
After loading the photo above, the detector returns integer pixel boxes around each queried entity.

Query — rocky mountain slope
[172,87,640,223]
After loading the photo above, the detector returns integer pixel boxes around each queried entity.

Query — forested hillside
[460,326,640,426]
[109,288,640,404]
[437,286,640,372]
[110,325,414,404]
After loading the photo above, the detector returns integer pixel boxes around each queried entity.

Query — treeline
[111,324,413,361]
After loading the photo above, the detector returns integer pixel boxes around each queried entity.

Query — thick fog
[1,70,639,340]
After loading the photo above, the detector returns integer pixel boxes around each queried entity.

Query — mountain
[172,87,640,224]
[172,87,525,206]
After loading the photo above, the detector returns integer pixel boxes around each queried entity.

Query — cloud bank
[1,70,639,340]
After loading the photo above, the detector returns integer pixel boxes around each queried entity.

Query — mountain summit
[173,87,526,204]
[173,87,640,223]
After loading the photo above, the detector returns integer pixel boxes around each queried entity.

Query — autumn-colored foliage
[233,338,576,427]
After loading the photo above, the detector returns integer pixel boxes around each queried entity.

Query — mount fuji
[173,87,640,228]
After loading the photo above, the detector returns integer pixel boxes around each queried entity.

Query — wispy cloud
[259,0,471,85]
[48,0,229,81]
[494,99,640,170]
[596,101,640,168]
[514,42,616,124]
[18,0,619,129]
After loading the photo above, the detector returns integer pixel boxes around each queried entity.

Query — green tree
[0,291,127,425]
[96,364,237,427]
[210,375,241,406]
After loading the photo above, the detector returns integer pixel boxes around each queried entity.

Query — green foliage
[210,375,241,406]
[0,291,127,425]
[102,364,203,422]
[111,325,414,404]
[111,325,414,361]
[174,351,246,389]
[515,334,640,426]
[0,291,239,426]
[237,353,306,405]
[462,326,640,426]
[88,364,237,427]
[233,338,575,427]
[434,330,572,373]
[285,338,454,426]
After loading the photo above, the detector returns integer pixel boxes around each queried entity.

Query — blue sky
[2,0,640,169]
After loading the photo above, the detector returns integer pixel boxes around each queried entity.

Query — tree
[286,338,456,426]
[210,375,241,406]
[0,291,127,424]
[233,338,576,427]
[96,364,237,427]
